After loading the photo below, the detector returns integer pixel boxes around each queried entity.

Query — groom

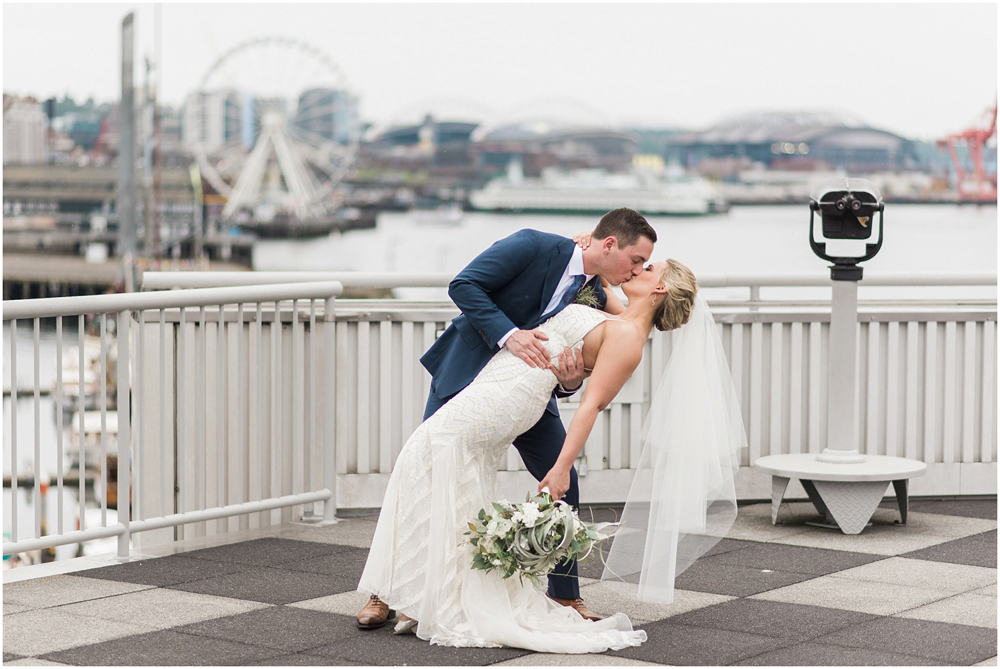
[357,207,657,628]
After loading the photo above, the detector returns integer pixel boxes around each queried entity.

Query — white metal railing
[3,282,343,559]
[140,271,996,507]
[143,270,999,291]
[4,272,996,561]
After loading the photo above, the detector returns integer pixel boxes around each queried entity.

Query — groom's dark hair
[594,207,657,248]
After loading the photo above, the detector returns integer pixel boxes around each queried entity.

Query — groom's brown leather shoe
[548,595,604,622]
[357,594,394,629]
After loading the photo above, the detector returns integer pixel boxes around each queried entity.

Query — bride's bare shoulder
[599,319,647,357]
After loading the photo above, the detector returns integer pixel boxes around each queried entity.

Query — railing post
[749,285,760,312]
[322,294,339,523]
[116,309,132,559]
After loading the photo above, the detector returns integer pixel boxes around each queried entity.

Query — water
[254,204,997,302]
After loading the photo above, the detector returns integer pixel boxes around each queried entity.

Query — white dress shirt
[498,245,593,349]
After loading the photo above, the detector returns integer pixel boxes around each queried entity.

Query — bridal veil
[602,294,747,604]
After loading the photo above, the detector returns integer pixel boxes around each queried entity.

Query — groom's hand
[551,348,586,391]
[505,329,551,369]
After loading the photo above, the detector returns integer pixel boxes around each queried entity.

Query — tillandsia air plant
[465,491,618,587]
[573,284,601,308]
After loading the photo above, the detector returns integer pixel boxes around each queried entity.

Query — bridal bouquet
[465,492,617,586]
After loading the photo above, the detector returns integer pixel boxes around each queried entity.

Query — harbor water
[254,204,998,303]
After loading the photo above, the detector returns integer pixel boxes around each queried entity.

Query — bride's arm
[538,327,645,500]
[599,276,626,315]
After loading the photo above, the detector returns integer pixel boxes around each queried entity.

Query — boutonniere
[574,284,600,308]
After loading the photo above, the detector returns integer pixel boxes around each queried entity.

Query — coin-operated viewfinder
[809,178,884,281]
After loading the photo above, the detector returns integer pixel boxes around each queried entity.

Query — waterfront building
[472,122,638,177]
[181,89,242,153]
[294,88,359,145]
[665,111,918,175]
[3,95,47,164]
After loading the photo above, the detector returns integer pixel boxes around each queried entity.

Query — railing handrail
[141,270,998,291]
[2,281,344,320]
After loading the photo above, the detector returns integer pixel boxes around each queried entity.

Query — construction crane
[937,101,998,203]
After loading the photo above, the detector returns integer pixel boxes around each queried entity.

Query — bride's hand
[538,466,571,501]
[572,231,593,249]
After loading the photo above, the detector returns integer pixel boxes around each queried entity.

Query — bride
[358,258,743,653]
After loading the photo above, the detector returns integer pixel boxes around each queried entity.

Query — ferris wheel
[191,37,359,224]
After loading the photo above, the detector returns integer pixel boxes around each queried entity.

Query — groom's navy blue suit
[420,229,607,600]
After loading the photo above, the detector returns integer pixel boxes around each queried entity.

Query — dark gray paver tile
[815,616,998,664]
[74,555,250,587]
[704,543,885,576]
[4,652,25,662]
[902,530,997,569]
[40,630,284,666]
[279,547,368,586]
[176,606,355,652]
[168,565,353,604]
[181,537,347,567]
[887,498,997,520]
[673,559,817,597]
[667,598,876,640]
[701,538,760,558]
[604,621,793,666]
[734,640,941,665]
[303,621,532,666]
[249,653,366,665]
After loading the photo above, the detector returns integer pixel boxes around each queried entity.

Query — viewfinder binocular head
[808,178,885,280]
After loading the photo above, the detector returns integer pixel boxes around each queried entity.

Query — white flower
[486,519,499,536]
[492,559,503,566]
[495,518,513,535]
[520,502,542,527]
[510,510,524,525]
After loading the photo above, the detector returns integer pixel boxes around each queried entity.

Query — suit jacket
[420,229,608,416]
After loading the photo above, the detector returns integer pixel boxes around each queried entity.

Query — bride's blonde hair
[654,259,697,332]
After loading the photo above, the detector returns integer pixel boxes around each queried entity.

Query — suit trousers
[424,389,581,600]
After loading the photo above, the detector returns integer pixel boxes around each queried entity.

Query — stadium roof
[668,110,908,145]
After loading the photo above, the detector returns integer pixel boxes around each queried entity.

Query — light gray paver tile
[830,556,997,593]
[2,574,153,610]
[289,589,377,618]
[274,518,378,549]
[974,657,998,666]
[579,581,733,624]
[751,574,954,615]
[896,592,998,628]
[4,659,71,666]
[492,654,664,666]
[973,584,998,597]
[2,607,159,656]
[763,528,963,556]
[56,587,273,629]
[3,603,32,615]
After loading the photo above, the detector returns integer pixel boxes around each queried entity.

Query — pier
[2,256,996,668]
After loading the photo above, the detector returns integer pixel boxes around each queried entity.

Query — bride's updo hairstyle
[654,259,698,332]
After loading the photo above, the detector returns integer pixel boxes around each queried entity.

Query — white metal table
[754,454,928,534]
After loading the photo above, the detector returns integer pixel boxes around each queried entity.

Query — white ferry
[469,162,729,216]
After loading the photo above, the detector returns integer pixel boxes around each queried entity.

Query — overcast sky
[3,3,996,142]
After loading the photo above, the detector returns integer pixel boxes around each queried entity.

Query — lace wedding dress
[358,304,646,652]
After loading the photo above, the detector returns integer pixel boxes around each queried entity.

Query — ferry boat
[469,161,729,216]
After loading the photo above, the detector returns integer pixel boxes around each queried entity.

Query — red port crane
[937,101,998,203]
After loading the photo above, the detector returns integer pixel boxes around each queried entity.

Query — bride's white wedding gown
[358,304,646,652]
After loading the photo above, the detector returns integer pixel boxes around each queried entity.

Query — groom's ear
[601,236,616,254]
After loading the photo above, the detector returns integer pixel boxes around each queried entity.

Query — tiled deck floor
[3,498,997,666]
